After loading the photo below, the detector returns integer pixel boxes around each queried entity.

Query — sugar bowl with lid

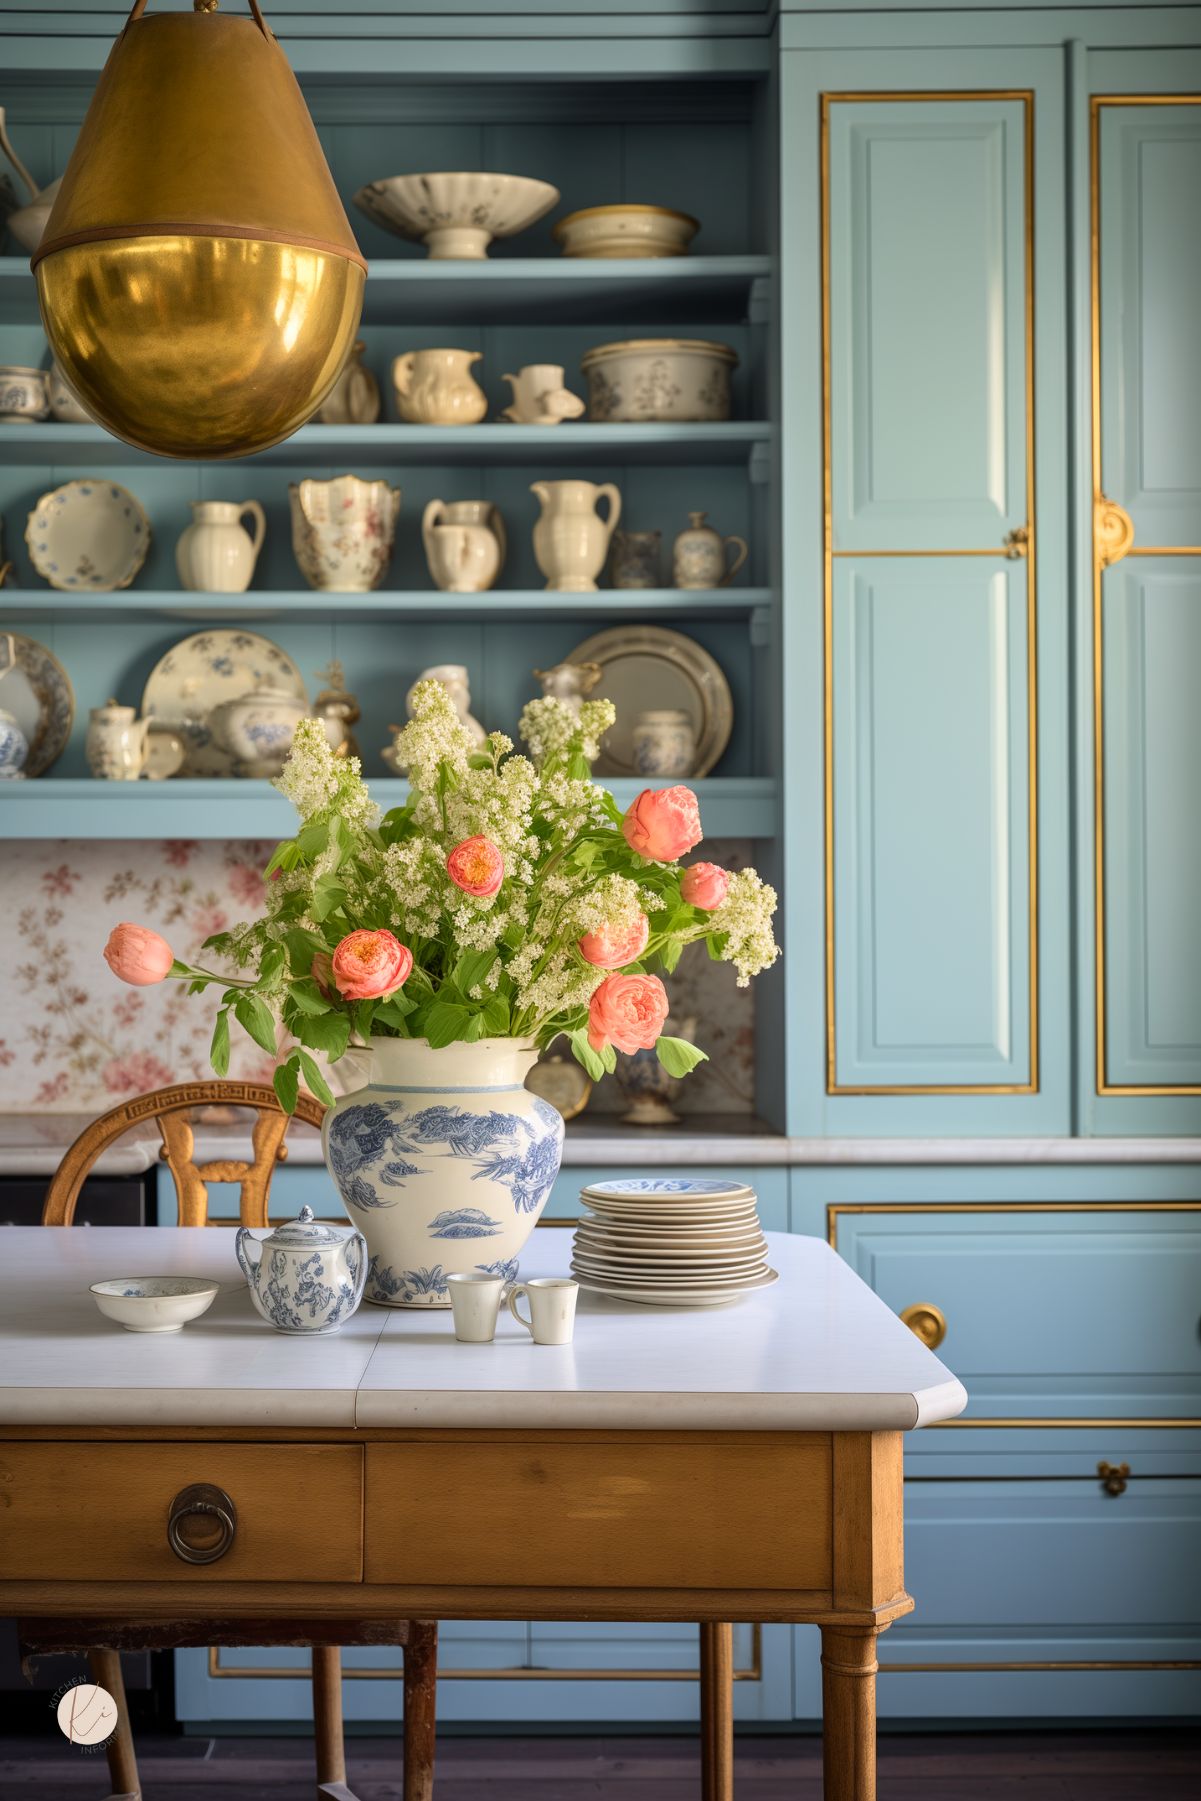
[236,1206,368,1336]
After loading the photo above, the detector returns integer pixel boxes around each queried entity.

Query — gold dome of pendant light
[31,0,366,460]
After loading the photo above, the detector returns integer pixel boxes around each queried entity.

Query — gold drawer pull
[168,1482,237,1564]
[1003,525,1030,559]
[1098,1460,1130,1497]
[900,1302,947,1350]
[1095,495,1135,568]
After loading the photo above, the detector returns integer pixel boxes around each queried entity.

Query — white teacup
[447,1272,505,1343]
[507,1277,578,1345]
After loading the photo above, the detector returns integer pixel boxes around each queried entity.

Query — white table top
[0,1226,966,1433]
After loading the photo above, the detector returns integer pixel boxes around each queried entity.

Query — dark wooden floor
[2,1730,1199,1799]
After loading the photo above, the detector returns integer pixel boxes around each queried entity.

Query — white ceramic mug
[447,1272,506,1343]
[507,1277,578,1345]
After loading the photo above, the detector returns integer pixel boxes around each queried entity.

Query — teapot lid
[262,1205,349,1250]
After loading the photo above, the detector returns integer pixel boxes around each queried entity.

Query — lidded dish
[236,1205,368,1336]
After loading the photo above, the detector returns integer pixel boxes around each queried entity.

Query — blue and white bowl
[90,1276,220,1333]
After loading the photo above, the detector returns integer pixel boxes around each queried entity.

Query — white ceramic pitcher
[530,479,621,592]
[175,500,265,594]
[392,348,486,425]
[422,497,505,592]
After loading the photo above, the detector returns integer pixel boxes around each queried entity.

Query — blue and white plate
[26,478,150,592]
[0,631,74,776]
[580,1177,754,1200]
[142,628,308,777]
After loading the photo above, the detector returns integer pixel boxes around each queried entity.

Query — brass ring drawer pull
[167,1482,238,1564]
[1098,1461,1130,1497]
[899,1302,947,1350]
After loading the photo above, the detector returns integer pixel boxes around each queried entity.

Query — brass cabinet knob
[1095,495,1135,568]
[899,1302,947,1350]
[167,1482,237,1564]
[1003,525,1030,559]
[1098,1460,1130,1497]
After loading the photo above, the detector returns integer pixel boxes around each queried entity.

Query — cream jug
[531,480,621,592]
[236,1206,368,1336]
[392,348,487,425]
[175,500,265,594]
[422,498,506,592]
[86,701,184,781]
[501,364,585,425]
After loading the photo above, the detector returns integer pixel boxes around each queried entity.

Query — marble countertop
[0,1109,1196,1176]
[0,1225,966,1433]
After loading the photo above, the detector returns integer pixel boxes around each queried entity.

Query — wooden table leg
[86,1647,141,1801]
[403,1621,438,1801]
[820,1625,879,1801]
[699,1621,734,1801]
[313,1644,358,1801]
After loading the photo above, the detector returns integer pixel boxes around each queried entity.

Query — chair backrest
[42,1080,325,1227]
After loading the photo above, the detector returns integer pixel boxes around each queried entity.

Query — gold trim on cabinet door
[878,1658,1201,1672]
[208,1627,764,1684]
[1091,95,1201,1096]
[827,1199,1201,1429]
[821,91,1039,1096]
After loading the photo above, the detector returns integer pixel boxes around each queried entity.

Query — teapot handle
[127,0,272,39]
[240,501,266,563]
[346,1230,369,1309]
[235,1228,262,1286]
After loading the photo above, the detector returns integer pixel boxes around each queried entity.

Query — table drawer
[0,1444,363,1583]
[832,1206,1201,1417]
[366,1438,831,1591]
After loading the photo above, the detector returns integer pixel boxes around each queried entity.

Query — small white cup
[507,1277,579,1345]
[447,1273,505,1343]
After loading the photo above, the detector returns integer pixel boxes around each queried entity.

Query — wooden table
[0,1226,965,1800]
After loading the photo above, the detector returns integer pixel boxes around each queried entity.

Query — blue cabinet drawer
[793,1476,1201,1719]
[831,1204,1201,1422]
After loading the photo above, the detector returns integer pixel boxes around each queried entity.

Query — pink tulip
[680,862,730,911]
[331,929,413,1002]
[587,971,670,1056]
[621,786,702,862]
[447,835,505,899]
[578,913,650,969]
[103,923,175,987]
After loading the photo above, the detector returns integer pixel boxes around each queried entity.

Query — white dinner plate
[571,1258,769,1286]
[142,629,308,776]
[575,1268,779,1308]
[26,478,151,592]
[581,1203,761,1227]
[576,1225,766,1250]
[581,1178,754,1201]
[573,1234,768,1265]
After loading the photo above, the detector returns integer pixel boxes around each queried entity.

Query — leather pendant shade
[32,0,366,460]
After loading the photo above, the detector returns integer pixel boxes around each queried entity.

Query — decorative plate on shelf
[25,479,150,592]
[142,629,308,777]
[564,625,732,778]
[0,632,74,776]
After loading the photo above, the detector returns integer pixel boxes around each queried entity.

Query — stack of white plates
[571,1177,778,1306]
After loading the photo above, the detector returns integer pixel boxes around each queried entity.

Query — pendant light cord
[124,0,273,42]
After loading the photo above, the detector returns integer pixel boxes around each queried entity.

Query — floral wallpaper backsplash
[0,838,756,1116]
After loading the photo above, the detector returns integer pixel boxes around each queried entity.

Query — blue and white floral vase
[322,1037,565,1307]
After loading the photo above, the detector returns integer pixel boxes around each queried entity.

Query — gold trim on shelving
[828,1199,1201,1428]
[208,1627,763,1684]
[821,91,1039,1096]
[879,1658,1201,1672]
[1091,95,1201,1096]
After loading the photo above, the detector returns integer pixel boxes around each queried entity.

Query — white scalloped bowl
[353,172,559,259]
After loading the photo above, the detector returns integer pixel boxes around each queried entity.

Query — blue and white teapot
[236,1205,367,1336]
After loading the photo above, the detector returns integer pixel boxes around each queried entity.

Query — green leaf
[209,1009,231,1077]
[466,751,493,770]
[423,1000,473,1049]
[233,992,278,1056]
[273,1057,299,1114]
[295,819,330,862]
[464,1011,486,1042]
[308,875,347,923]
[568,1027,605,1083]
[264,837,302,879]
[601,1042,617,1074]
[655,1036,709,1078]
[481,992,510,1037]
[168,958,192,979]
[293,1008,351,1059]
[259,943,286,986]
[374,993,416,1028]
[295,1048,335,1107]
[659,939,684,974]
[289,979,332,1016]
[284,926,328,972]
[453,948,498,994]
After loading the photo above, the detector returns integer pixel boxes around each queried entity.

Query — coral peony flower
[621,786,702,862]
[331,929,413,1002]
[587,971,670,1056]
[680,861,730,911]
[578,913,650,969]
[447,835,504,899]
[103,923,175,986]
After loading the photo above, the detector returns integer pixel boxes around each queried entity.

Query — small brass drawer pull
[1003,525,1030,559]
[167,1482,238,1564]
[899,1302,947,1350]
[1098,1460,1130,1497]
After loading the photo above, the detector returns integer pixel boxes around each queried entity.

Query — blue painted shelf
[0,255,772,327]
[0,776,778,840]
[0,420,772,469]
[0,587,773,625]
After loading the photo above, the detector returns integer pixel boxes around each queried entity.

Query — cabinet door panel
[829,98,1028,552]
[1102,561,1201,1087]
[1099,105,1201,548]
[830,559,1032,1089]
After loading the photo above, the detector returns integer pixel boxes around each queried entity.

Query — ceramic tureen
[236,1205,368,1335]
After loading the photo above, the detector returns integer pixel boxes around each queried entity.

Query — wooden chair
[26,1080,438,1801]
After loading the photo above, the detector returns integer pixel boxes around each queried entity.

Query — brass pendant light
[32,0,366,460]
